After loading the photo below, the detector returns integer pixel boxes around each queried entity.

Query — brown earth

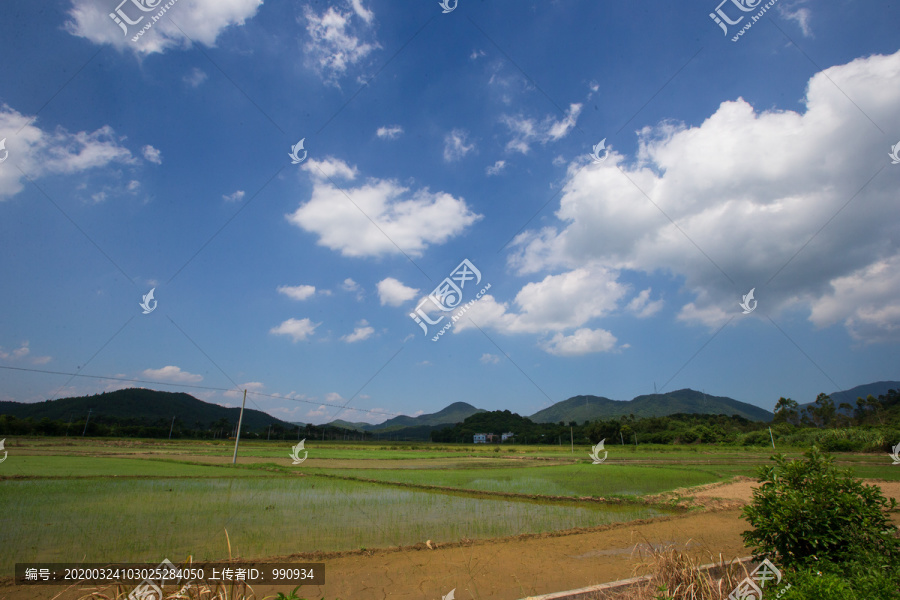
[4,480,899,600]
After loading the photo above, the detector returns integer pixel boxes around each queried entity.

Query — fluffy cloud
[454,267,627,335]
[270,318,320,342]
[443,129,474,162]
[0,342,31,361]
[287,157,481,258]
[626,289,664,318]
[509,50,900,342]
[809,255,900,343]
[376,125,403,140]
[377,277,419,306]
[779,4,812,37]
[0,106,136,200]
[142,145,162,164]
[142,365,203,383]
[277,284,316,301]
[486,160,507,176]
[223,190,245,202]
[540,328,618,356]
[65,0,263,55]
[302,2,379,84]
[502,103,582,154]
[342,320,375,342]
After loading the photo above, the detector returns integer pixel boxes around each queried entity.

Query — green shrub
[778,562,900,600]
[741,446,900,569]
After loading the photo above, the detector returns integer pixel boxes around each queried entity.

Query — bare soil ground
[5,480,898,600]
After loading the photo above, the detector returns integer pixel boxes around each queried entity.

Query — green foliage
[778,557,900,600]
[273,586,323,600]
[741,447,900,569]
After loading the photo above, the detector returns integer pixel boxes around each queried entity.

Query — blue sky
[0,0,898,425]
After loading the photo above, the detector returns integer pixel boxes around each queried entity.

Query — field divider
[298,469,693,511]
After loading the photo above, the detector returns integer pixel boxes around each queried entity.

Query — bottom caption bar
[15,561,324,586]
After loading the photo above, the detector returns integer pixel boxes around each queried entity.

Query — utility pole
[570,427,574,453]
[82,409,92,437]
[267,424,272,441]
[168,415,176,440]
[231,390,247,465]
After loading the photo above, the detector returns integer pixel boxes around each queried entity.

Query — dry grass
[588,537,751,600]
[72,580,264,600]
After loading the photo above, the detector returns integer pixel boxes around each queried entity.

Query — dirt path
[5,480,899,600]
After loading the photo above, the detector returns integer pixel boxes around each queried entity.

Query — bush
[778,561,900,600]
[740,430,772,447]
[741,446,900,569]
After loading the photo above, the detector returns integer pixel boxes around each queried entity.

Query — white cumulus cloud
[65,0,263,55]
[376,125,403,140]
[302,3,379,85]
[540,328,618,356]
[444,129,474,162]
[486,160,507,176]
[287,157,481,258]
[508,50,900,342]
[377,278,419,306]
[342,320,375,343]
[277,285,316,301]
[142,145,162,164]
[270,318,320,342]
[0,105,136,200]
[142,365,203,383]
[502,103,582,154]
[223,190,245,202]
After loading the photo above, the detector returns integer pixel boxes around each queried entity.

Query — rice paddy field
[1,437,898,599]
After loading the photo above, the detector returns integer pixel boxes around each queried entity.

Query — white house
[473,433,487,443]
[501,432,515,442]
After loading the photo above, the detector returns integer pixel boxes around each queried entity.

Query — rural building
[501,432,515,442]
[473,433,488,443]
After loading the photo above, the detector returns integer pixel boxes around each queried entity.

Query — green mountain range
[6,382,896,438]
[0,388,296,431]
[798,381,900,414]
[366,402,486,432]
[527,389,774,423]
